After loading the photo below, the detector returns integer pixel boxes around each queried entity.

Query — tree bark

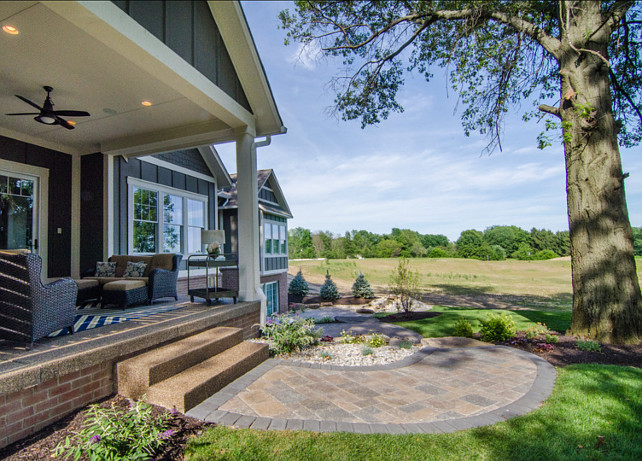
[561,2,642,343]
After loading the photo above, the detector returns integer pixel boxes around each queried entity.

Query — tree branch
[610,69,642,125]
[539,104,561,119]
[487,10,561,58]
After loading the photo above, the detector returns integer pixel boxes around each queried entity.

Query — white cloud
[287,42,323,70]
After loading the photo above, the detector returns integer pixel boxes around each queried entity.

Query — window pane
[134,188,158,222]
[265,237,272,254]
[273,239,279,254]
[163,224,182,253]
[187,199,204,226]
[187,226,202,254]
[163,194,183,224]
[0,176,7,194]
[9,177,20,195]
[133,221,156,253]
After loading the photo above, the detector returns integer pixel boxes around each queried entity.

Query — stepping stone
[421,337,491,348]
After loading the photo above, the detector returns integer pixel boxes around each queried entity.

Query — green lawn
[185,365,642,461]
[385,305,573,337]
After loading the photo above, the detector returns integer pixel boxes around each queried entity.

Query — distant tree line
[288,226,575,261]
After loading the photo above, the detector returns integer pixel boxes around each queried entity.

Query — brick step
[117,327,243,400]
[145,341,269,413]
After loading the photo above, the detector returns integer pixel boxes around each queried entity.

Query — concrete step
[117,327,243,400]
[145,341,269,413]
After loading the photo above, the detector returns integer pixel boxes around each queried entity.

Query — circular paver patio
[186,344,556,434]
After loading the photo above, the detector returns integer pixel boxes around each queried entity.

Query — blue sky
[217,1,642,242]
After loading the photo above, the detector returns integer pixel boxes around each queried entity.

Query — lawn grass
[385,306,572,337]
[184,364,642,461]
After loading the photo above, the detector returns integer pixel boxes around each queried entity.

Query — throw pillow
[123,261,147,278]
[95,261,116,277]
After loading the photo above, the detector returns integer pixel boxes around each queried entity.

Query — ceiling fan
[5,86,90,130]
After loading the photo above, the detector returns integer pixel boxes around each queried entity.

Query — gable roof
[221,169,292,219]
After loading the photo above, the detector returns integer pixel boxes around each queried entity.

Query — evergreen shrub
[352,273,375,298]
[479,313,516,342]
[288,270,310,297]
[453,318,474,338]
[320,271,340,301]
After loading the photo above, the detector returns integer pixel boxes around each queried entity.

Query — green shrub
[362,346,374,356]
[545,333,559,344]
[524,322,549,339]
[453,318,474,338]
[389,258,420,313]
[320,271,340,301]
[319,350,332,360]
[352,273,375,298]
[397,340,414,349]
[366,333,387,348]
[262,314,318,354]
[288,270,310,297]
[479,313,516,342]
[55,399,170,461]
[532,250,559,260]
[577,338,601,352]
[339,330,365,344]
[428,247,452,258]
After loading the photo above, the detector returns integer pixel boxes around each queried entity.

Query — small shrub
[339,330,365,344]
[545,333,559,344]
[524,322,549,339]
[532,250,559,260]
[366,333,387,348]
[428,247,451,258]
[362,346,374,356]
[261,314,318,354]
[320,271,340,301]
[398,340,414,349]
[319,350,332,360]
[352,273,375,298]
[288,270,310,298]
[479,313,516,342]
[54,399,170,461]
[314,316,335,324]
[453,318,474,338]
[577,338,602,352]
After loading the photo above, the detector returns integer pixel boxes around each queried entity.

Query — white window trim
[127,177,209,255]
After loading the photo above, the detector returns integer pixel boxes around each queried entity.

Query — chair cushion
[84,276,148,285]
[102,279,147,291]
[148,253,175,274]
[74,279,99,289]
[95,261,116,277]
[123,261,147,278]
[109,255,153,277]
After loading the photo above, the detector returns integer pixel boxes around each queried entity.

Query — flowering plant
[206,241,221,255]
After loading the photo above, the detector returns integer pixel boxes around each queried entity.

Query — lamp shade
[201,229,225,245]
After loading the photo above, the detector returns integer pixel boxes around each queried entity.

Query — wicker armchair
[0,252,77,348]
[149,254,183,303]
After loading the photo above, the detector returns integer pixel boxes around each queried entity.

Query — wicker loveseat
[0,251,77,348]
[83,254,182,308]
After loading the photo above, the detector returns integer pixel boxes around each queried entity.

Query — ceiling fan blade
[53,110,90,117]
[15,94,44,111]
[5,112,40,116]
[55,116,75,130]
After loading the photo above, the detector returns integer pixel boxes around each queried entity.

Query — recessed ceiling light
[67,120,76,126]
[141,100,152,106]
[2,25,19,35]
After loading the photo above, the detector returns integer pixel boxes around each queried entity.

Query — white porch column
[235,127,267,321]
[71,153,81,278]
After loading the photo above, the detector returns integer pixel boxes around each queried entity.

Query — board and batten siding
[112,156,217,257]
[0,135,72,278]
[111,0,251,112]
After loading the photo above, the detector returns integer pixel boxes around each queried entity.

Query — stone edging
[186,345,557,434]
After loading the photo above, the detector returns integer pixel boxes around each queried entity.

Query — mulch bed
[291,295,373,305]
[0,395,214,461]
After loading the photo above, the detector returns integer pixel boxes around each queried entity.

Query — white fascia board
[0,127,85,156]
[207,1,286,137]
[264,171,293,218]
[42,1,255,131]
[138,156,216,184]
[198,146,233,188]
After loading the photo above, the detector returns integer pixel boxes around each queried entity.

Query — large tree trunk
[561,2,642,343]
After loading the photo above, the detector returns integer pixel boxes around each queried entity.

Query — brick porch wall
[0,307,259,450]
[221,269,288,314]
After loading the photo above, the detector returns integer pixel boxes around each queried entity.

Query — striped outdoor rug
[48,301,190,337]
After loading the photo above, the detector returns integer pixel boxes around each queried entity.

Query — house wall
[112,156,217,259]
[0,136,71,278]
[152,149,210,176]
[80,153,104,274]
[111,0,251,112]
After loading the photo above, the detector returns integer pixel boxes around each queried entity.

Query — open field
[289,257,574,300]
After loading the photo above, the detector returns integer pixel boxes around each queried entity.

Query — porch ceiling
[0,1,251,157]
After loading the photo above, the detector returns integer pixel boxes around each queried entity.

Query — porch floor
[0,298,260,396]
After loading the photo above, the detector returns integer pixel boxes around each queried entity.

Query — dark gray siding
[0,136,72,278]
[258,187,277,203]
[152,149,211,176]
[80,153,104,274]
[111,0,251,111]
[113,156,216,256]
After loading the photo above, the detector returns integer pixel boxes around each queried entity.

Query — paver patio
[187,343,556,434]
